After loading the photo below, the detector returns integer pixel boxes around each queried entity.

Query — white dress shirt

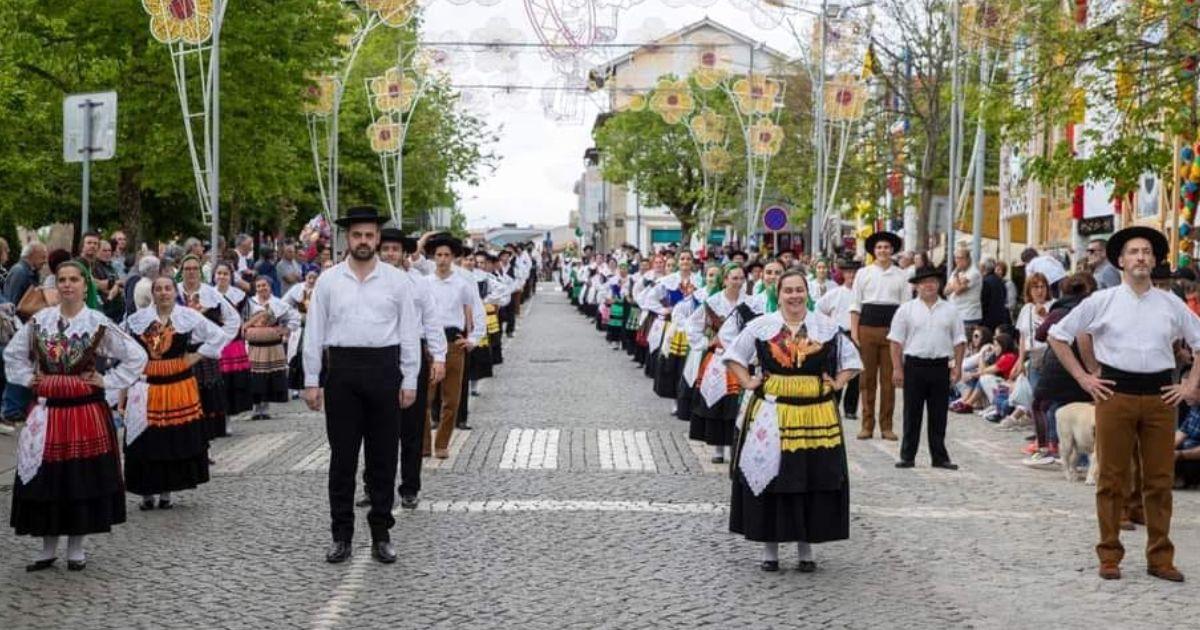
[402,267,449,362]
[1049,284,1200,373]
[946,266,983,321]
[302,259,422,390]
[423,268,486,345]
[850,263,910,312]
[887,297,967,359]
[1027,254,1067,286]
[816,284,853,331]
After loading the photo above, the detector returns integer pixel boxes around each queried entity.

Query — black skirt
[675,376,694,421]
[653,353,684,399]
[124,420,210,496]
[729,479,850,543]
[644,349,659,378]
[489,332,504,365]
[193,357,228,440]
[224,371,253,415]
[469,345,494,380]
[689,394,740,446]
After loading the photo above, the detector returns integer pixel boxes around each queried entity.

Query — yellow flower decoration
[689,110,727,145]
[303,76,336,116]
[693,48,729,91]
[701,147,733,174]
[357,0,416,27]
[367,116,402,154]
[750,121,784,157]
[370,68,419,113]
[623,93,648,112]
[142,0,213,45]
[731,74,782,116]
[649,79,694,125]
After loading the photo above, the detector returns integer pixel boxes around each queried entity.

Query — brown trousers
[1094,393,1175,568]
[423,342,466,453]
[858,324,895,434]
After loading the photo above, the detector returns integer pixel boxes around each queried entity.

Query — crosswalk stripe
[597,430,656,472]
[213,432,298,474]
[498,429,560,470]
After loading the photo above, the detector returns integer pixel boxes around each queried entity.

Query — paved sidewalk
[1,285,1197,629]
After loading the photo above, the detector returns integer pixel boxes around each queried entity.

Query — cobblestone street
[1,285,1197,629]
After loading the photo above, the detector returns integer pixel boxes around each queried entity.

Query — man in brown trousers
[1049,226,1200,582]
[849,231,908,440]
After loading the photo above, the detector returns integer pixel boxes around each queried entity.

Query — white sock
[159,491,172,503]
[762,542,779,562]
[37,536,58,561]
[797,541,813,562]
[67,535,85,562]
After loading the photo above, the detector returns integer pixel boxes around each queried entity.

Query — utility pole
[209,0,226,269]
[946,0,962,280]
[970,39,987,265]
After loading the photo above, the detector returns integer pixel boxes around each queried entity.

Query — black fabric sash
[860,303,899,327]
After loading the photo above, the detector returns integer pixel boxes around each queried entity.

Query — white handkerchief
[124,380,151,445]
[699,356,729,408]
[17,399,49,485]
[738,399,781,496]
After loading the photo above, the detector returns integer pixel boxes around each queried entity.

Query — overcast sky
[419,0,808,229]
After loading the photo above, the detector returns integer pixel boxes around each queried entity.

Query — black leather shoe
[710,456,724,464]
[760,560,780,572]
[157,499,173,510]
[25,558,56,572]
[932,462,959,471]
[399,494,419,510]
[355,497,371,508]
[371,541,397,564]
[798,560,816,573]
[455,422,472,431]
[326,541,352,564]
[139,498,155,511]
[67,559,86,571]
[894,461,915,469]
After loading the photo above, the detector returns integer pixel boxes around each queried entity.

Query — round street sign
[762,206,788,232]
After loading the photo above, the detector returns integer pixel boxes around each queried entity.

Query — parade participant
[688,263,746,462]
[641,251,698,401]
[212,262,253,417]
[302,206,421,564]
[124,276,231,511]
[816,257,861,420]
[463,252,506,395]
[888,267,966,470]
[605,262,632,350]
[724,270,861,572]
[480,252,510,366]
[1048,226,1200,582]
[850,231,908,441]
[672,262,718,420]
[177,255,241,439]
[283,269,319,395]
[631,254,666,367]
[808,259,835,302]
[6,261,148,571]
[422,233,485,459]
[244,275,300,420]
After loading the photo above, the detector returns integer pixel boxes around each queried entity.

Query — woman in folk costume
[283,269,319,393]
[638,251,697,385]
[589,262,609,333]
[605,262,632,350]
[124,276,232,511]
[671,262,720,420]
[243,275,300,420]
[7,261,148,571]
[747,259,785,315]
[177,255,241,440]
[688,263,748,463]
[631,254,666,366]
[483,253,511,366]
[465,251,507,392]
[212,262,253,416]
[723,270,861,573]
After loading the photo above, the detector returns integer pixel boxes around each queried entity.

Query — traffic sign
[762,206,788,232]
[63,92,117,163]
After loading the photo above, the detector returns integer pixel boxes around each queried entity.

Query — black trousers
[900,356,952,465]
[841,374,860,417]
[458,349,470,426]
[325,346,403,543]
[398,340,430,497]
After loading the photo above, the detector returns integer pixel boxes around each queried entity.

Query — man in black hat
[817,256,863,420]
[303,206,422,565]
[1049,226,1200,582]
[888,267,966,470]
[850,231,908,440]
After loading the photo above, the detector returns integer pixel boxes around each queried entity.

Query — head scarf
[703,263,724,295]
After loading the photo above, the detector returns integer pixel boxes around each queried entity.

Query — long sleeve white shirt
[816,285,854,331]
[424,269,485,345]
[125,305,232,359]
[5,307,148,389]
[178,282,242,344]
[302,260,421,390]
[405,268,448,362]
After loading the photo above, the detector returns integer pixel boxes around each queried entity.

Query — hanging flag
[861,44,877,80]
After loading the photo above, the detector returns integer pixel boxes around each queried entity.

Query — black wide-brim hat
[424,232,464,257]
[380,227,405,244]
[908,266,943,284]
[1151,263,1172,281]
[1106,226,1168,269]
[865,231,902,253]
[835,257,863,270]
[335,205,389,228]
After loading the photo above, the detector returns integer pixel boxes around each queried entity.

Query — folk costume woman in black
[724,270,861,573]
[212,262,253,416]
[177,255,241,440]
[6,262,148,571]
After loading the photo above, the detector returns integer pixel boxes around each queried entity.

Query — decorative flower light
[303,76,336,116]
[701,147,733,174]
[357,0,417,27]
[689,109,727,144]
[731,74,781,116]
[142,0,214,45]
[367,116,402,154]
[623,92,648,112]
[649,78,694,125]
[370,68,419,113]
[749,121,784,157]
[693,47,730,91]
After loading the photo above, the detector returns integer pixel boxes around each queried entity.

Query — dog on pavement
[1056,402,1097,485]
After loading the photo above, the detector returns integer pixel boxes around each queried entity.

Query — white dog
[1056,402,1098,485]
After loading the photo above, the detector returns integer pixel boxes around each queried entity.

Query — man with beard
[353,228,446,511]
[1049,226,1200,583]
[303,206,422,565]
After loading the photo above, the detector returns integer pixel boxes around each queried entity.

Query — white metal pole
[970,41,987,264]
[946,0,961,280]
[813,0,828,255]
[209,0,224,269]
[81,100,93,233]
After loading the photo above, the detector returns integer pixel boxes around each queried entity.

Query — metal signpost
[63,92,117,233]
[762,205,788,255]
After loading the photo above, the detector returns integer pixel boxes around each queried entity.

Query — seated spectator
[1177,406,1200,488]
[951,326,994,413]
[970,332,1019,413]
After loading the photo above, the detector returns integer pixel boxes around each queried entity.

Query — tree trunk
[118,165,143,246]
[673,205,697,249]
